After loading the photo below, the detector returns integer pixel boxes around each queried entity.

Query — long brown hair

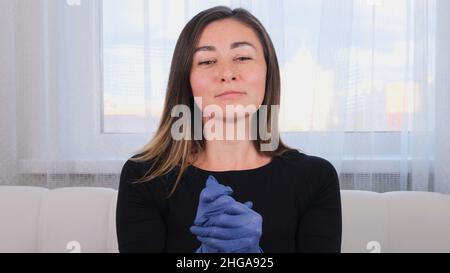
[131,6,295,197]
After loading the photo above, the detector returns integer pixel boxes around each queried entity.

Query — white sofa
[0,186,449,253]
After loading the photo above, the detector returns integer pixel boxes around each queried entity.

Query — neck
[192,115,271,171]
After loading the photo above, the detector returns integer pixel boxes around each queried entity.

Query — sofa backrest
[0,186,118,253]
[341,190,450,252]
[1,186,449,252]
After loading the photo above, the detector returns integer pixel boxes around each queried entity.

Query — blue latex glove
[193,175,234,253]
[194,175,236,225]
[191,183,263,253]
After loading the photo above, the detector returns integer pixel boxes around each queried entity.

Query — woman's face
[190,19,267,118]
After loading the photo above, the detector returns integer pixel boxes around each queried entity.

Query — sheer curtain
[279,0,438,193]
[1,0,448,193]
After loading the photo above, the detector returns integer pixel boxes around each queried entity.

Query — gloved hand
[193,175,234,253]
[191,176,263,253]
[194,175,234,226]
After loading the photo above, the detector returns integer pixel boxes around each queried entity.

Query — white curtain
[1,0,449,193]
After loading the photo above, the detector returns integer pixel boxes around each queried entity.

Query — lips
[215,90,246,97]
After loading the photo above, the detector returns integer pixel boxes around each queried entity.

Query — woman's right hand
[192,175,262,253]
[193,175,234,252]
[191,200,263,253]
[194,175,234,226]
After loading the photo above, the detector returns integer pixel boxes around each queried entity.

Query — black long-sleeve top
[116,149,342,253]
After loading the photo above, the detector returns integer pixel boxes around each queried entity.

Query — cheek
[190,72,209,98]
[244,66,267,103]
[190,71,216,110]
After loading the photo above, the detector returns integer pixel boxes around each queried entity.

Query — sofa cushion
[38,187,118,253]
[0,186,48,252]
[385,191,450,252]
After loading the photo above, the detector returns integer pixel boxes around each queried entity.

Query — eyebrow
[193,41,256,54]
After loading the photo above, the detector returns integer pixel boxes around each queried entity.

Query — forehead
[195,19,262,50]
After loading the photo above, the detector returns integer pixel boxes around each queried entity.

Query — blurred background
[1,0,449,193]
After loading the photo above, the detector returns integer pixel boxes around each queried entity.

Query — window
[101,0,435,134]
[101,0,184,133]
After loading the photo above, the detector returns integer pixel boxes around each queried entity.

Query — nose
[221,74,236,82]
[218,63,237,82]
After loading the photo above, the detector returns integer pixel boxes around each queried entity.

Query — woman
[116,6,342,253]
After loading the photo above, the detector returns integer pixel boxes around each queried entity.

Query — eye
[198,60,216,65]
[236,57,252,62]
